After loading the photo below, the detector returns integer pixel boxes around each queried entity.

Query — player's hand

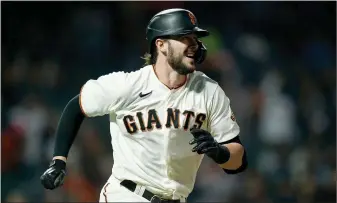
[40,159,66,190]
[189,127,218,155]
[189,127,230,164]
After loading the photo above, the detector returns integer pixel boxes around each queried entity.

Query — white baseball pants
[99,175,149,202]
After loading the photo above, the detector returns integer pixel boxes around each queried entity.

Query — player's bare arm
[220,142,245,170]
[53,156,67,162]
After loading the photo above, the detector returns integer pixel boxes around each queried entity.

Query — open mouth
[186,54,194,59]
[185,46,197,59]
[185,51,195,59]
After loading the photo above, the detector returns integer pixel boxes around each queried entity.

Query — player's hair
[142,42,158,66]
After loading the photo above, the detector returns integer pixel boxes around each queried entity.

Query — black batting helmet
[146,8,210,64]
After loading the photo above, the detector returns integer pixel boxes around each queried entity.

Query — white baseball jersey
[80,65,240,199]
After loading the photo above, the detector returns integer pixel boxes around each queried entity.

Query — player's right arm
[40,71,130,190]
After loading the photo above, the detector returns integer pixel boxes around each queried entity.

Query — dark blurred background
[1,1,336,203]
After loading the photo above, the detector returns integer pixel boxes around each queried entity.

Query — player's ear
[155,38,167,54]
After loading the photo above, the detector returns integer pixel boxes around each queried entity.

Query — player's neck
[153,60,187,90]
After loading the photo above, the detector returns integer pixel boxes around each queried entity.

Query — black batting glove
[40,159,66,190]
[189,127,230,164]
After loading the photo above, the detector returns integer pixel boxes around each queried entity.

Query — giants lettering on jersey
[123,108,207,134]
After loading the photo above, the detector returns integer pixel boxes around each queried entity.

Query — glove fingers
[190,128,208,137]
[41,173,56,190]
[41,169,66,190]
[203,146,218,154]
[199,144,219,154]
[200,147,209,154]
[41,159,67,190]
[54,171,66,187]
[192,141,212,154]
[189,136,211,145]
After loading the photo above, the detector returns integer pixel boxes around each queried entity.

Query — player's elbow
[222,146,248,175]
[220,143,244,170]
[233,144,245,168]
[230,149,245,170]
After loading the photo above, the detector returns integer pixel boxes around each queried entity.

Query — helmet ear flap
[194,40,207,64]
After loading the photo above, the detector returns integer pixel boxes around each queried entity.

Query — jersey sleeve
[79,71,130,117]
[208,85,240,143]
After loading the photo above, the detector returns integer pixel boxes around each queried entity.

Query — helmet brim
[193,27,210,38]
[167,27,210,39]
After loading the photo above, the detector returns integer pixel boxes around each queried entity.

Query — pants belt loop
[135,184,146,196]
[139,185,146,196]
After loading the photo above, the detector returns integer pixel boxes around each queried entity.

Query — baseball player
[40,8,247,202]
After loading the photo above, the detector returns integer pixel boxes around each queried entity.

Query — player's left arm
[190,85,247,174]
[190,128,247,173]
[219,136,247,173]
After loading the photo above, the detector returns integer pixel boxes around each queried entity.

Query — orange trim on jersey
[79,85,89,117]
[103,182,110,203]
[152,65,188,90]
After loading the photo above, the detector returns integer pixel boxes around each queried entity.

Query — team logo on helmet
[188,12,196,25]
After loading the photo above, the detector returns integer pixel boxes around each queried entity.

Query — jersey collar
[151,65,189,91]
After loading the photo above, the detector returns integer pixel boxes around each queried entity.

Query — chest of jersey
[115,88,209,135]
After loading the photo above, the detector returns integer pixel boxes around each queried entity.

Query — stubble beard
[167,41,194,75]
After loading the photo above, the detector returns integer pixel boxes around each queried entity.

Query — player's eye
[180,36,196,44]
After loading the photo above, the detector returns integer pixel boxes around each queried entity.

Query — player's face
[166,34,199,75]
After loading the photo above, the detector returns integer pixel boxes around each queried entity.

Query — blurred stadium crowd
[1,2,336,203]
